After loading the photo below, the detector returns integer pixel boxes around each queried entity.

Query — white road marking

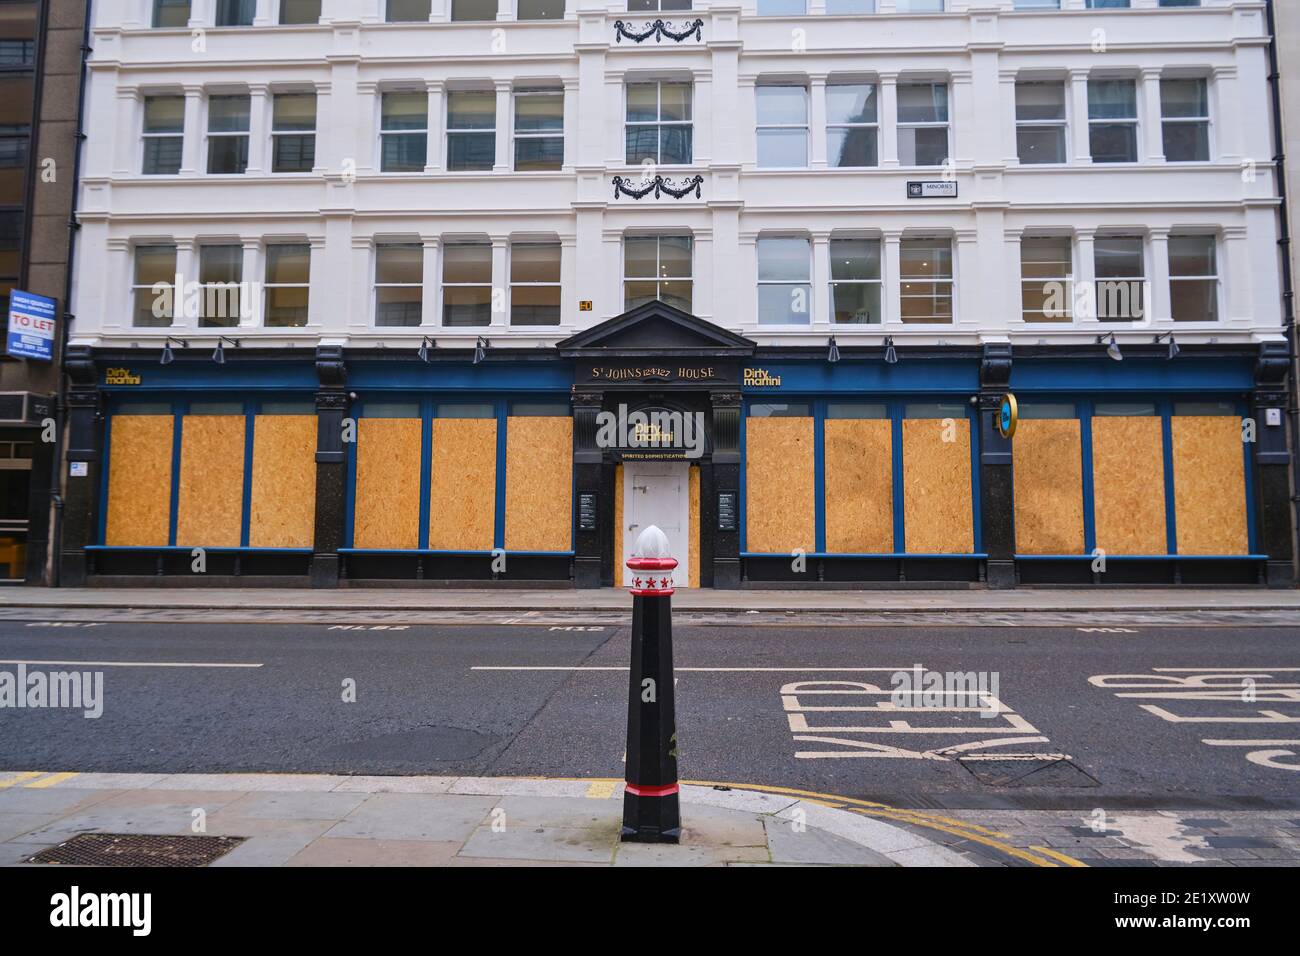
[0,659,262,669]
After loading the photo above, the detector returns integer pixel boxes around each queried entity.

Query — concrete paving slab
[765,818,896,866]
[286,838,462,867]
[208,820,336,867]
[147,773,345,792]
[218,790,368,822]
[459,824,617,864]
[613,842,770,867]
[488,794,621,830]
[0,787,121,815]
[324,793,497,842]
[331,775,459,794]
[0,812,63,843]
[678,804,768,848]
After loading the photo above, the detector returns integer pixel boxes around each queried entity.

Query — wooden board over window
[1172,416,1248,555]
[824,419,893,554]
[104,415,174,547]
[353,418,422,550]
[249,415,316,549]
[902,418,973,554]
[745,417,815,554]
[1092,416,1166,555]
[1013,419,1085,555]
[504,417,572,552]
[429,418,497,551]
[176,415,245,547]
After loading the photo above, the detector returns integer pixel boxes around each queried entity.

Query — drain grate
[26,833,246,867]
[957,757,1100,789]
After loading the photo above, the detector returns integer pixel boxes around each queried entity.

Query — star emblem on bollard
[659,577,669,588]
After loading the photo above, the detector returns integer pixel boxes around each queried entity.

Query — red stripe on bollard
[624,783,680,798]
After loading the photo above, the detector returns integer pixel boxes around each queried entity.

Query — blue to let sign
[6,290,57,361]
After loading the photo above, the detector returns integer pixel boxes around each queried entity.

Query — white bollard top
[633,524,672,560]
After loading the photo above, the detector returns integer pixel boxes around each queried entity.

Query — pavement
[3,586,1299,613]
[0,771,978,868]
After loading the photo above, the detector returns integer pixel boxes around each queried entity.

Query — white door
[622,462,690,587]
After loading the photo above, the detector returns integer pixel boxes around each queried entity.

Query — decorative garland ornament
[613,18,705,44]
[612,174,705,201]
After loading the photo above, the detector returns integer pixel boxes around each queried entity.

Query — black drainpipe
[1263,0,1298,582]
[47,0,94,587]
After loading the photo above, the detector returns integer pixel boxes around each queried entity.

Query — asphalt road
[1,618,1298,809]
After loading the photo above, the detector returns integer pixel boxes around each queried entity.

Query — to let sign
[6,291,57,361]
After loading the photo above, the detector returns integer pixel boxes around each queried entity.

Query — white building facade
[59,0,1296,591]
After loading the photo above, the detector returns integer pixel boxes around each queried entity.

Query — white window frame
[622,235,694,313]
[445,90,497,172]
[1014,80,1068,166]
[898,236,955,325]
[440,243,493,327]
[896,81,950,168]
[1087,77,1139,164]
[197,243,245,328]
[132,243,178,327]
[825,81,879,169]
[141,94,185,175]
[509,241,563,326]
[379,90,429,174]
[1160,76,1211,163]
[1093,235,1146,323]
[756,235,813,327]
[1168,233,1220,323]
[624,81,694,168]
[205,93,251,175]
[270,91,318,174]
[1019,235,1074,324]
[263,243,312,328]
[828,236,883,325]
[755,84,809,169]
[373,242,425,328]
[513,89,564,172]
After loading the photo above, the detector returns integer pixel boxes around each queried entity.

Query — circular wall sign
[998,393,1018,440]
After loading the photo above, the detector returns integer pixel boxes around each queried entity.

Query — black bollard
[621,526,681,844]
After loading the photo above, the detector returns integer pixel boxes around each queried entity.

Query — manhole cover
[26,833,246,867]
[957,757,1100,788]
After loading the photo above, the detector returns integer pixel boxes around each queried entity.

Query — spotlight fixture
[1155,331,1179,360]
[160,336,187,365]
[417,336,435,363]
[473,336,489,366]
[1096,332,1122,362]
[827,336,841,364]
[883,336,898,365]
[212,335,240,365]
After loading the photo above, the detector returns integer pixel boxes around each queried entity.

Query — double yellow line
[0,771,79,790]
[682,779,1087,868]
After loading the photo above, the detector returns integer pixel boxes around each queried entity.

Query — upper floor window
[452,0,497,21]
[272,93,317,173]
[514,91,564,171]
[1161,78,1209,162]
[830,238,882,325]
[1094,236,1145,322]
[827,0,875,12]
[153,0,191,28]
[375,243,423,328]
[1015,81,1067,164]
[511,243,562,326]
[0,39,35,66]
[1088,78,1137,163]
[207,94,250,174]
[446,91,496,172]
[1013,0,1059,8]
[756,85,808,168]
[1086,0,1130,8]
[519,0,565,17]
[757,237,811,326]
[381,92,429,173]
[1169,235,1218,322]
[1020,237,1073,323]
[133,245,176,327]
[897,0,944,10]
[757,0,805,14]
[1159,0,1200,6]
[827,83,878,168]
[624,235,692,313]
[900,237,953,324]
[628,0,691,9]
[281,0,322,23]
[387,0,431,21]
[199,244,243,328]
[142,95,184,175]
[897,82,949,167]
[215,0,254,26]
[264,244,311,327]
[442,244,492,327]
[626,82,692,167]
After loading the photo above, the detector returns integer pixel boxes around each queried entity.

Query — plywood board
[1013,419,1085,555]
[1172,416,1248,555]
[614,463,624,585]
[1092,416,1167,555]
[429,418,497,551]
[176,415,245,547]
[689,464,700,588]
[249,415,316,549]
[353,418,422,550]
[824,419,893,554]
[902,418,973,554]
[105,415,174,547]
[504,417,573,552]
[745,417,815,554]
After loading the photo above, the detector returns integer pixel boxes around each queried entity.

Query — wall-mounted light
[827,336,840,364]
[212,335,240,365]
[1096,333,1122,362]
[1154,331,1179,360]
[417,336,435,363]
[883,336,898,365]
[473,336,490,366]
[160,336,187,365]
